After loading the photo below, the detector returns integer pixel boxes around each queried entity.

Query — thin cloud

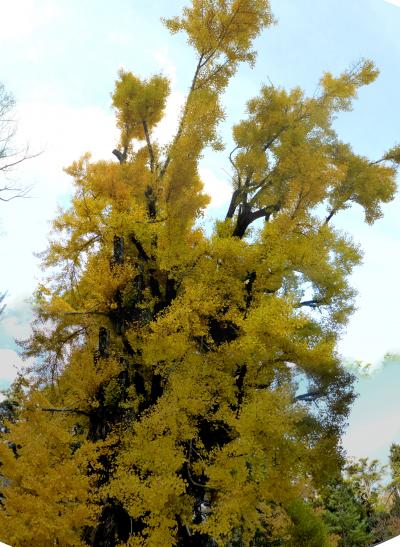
[384,0,400,6]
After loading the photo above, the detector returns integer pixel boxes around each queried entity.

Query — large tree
[1,1,399,545]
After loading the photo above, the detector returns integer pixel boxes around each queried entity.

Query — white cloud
[0,0,63,44]
[0,349,28,383]
[200,167,231,209]
[16,100,118,176]
[384,0,400,6]
[1,312,32,342]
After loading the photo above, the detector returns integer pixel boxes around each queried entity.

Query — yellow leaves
[325,142,397,224]
[86,161,136,208]
[244,294,301,347]
[383,144,400,164]
[230,59,393,238]
[355,58,380,85]
[235,147,268,179]
[106,410,189,545]
[0,392,96,546]
[320,59,379,111]
[112,70,170,146]
[163,162,211,229]
[64,151,92,182]
[320,72,356,104]
[78,252,136,310]
[236,387,299,445]
[234,86,303,149]
[61,350,122,411]
[44,294,76,316]
[194,387,306,543]
[163,0,274,68]
[161,0,275,198]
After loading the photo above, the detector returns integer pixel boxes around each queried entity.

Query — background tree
[1,1,400,545]
[0,81,38,316]
[367,444,400,544]
[319,457,386,546]
[388,443,400,515]
[0,82,34,201]
[318,454,400,546]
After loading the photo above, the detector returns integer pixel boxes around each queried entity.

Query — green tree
[322,480,372,547]
[369,444,400,544]
[286,499,331,547]
[321,457,399,547]
[1,1,399,545]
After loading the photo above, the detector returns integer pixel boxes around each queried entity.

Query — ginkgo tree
[1,1,399,545]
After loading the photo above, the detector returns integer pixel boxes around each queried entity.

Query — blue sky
[1,0,400,468]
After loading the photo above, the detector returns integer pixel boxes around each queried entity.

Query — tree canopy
[1,1,399,545]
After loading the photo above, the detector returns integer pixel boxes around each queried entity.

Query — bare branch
[0,84,41,200]
[225,188,241,220]
[232,202,280,238]
[0,182,34,202]
[295,299,324,309]
[0,149,42,174]
[112,147,127,164]
[324,207,337,224]
[130,234,150,261]
[295,390,324,402]
[228,145,241,182]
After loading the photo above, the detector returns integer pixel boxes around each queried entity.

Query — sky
[0,0,400,468]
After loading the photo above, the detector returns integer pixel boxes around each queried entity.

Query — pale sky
[1,0,400,465]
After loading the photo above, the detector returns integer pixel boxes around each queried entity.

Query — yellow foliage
[112,70,170,147]
[2,2,399,546]
[0,392,97,546]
